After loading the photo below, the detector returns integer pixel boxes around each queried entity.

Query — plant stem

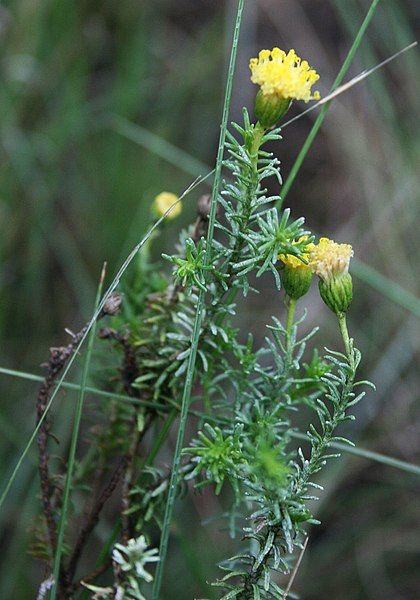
[50,265,106,600]
[286,298,297,341]
[152,2,245,597]
[338,313,354,370]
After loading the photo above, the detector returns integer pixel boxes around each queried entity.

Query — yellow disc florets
[309,238,353,283]
[249,48,320,102]
[153,192,182,219]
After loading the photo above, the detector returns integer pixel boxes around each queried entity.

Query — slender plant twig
[67,457,127,582]
[282,537,309,599]
[152,2,246,597]
[81,410,178,596]
[276,0,382,207]
[68,324,157,586]
[121,412,154,543]
[50,264,107,600]
[36,330,88,556]
[0,171,211,512]
[2,367,419,476]
[98,328,140,395]
[98,327,144,543]
[35,292,121,568]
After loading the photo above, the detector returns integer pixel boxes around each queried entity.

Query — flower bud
[309,237,354,316]
[282,263,312,300]
[318,273,353,316]
[153,192,182,219]
[279,236,314,300]
[254,90,291,128]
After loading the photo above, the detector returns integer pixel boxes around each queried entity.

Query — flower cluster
[280,236,354,314]
[250,48,320,102]
[250,47,320,127]
[309,237,353,282]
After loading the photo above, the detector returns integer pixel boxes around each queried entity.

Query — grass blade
[290,432,420,477]
[276,0,382,207]
[110,115,211,180]
[152,1,246,597]
[50,264,106,600]
[352,258,420,318]
[1,367,419,476]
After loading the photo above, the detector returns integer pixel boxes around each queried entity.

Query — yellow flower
[279,236,315,300]
[279,236,315,269]
[309,238,353,282]
[153,192,182,219]
[309,238,354,315]
[250,48,320,102]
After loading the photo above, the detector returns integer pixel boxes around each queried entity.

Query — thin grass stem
[50,265,106,600]
[110,115,211,181]
[152,1,245,596]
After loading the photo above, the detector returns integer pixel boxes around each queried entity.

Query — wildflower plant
[26,25,376,600]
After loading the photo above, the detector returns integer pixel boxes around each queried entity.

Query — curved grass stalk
[152,1,246,597]
[110,115,211,181]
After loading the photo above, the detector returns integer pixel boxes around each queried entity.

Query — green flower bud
[282,264,312,300]
[254,90,291,128]
[309,237,354,316]
[279,236,314,300]
[318,273,353,316]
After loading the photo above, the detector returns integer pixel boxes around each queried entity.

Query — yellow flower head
[279,236,315,269]
[309,238,353,282]
[153,192,182,219]
[249,48,320,102]
[279,236,315,300]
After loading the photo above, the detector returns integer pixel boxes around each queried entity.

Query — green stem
[152,6,245,596]
[285,297,297,358]
[286,298,297,339]
[50,267,106,600]
[338,313,354,369]
[276,0,381,208]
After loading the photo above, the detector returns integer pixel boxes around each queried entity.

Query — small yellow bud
[153,192,182,219]
[279,237,314,300]
[309,237,354,316]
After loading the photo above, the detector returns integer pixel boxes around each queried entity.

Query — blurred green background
[0,0,419,598]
